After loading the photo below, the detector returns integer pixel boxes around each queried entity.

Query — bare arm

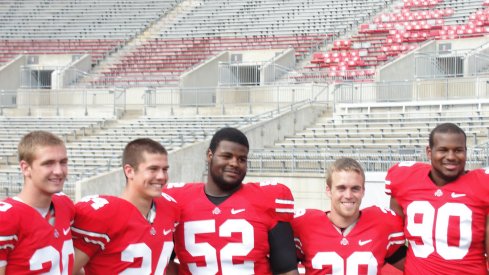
[391,257,406,271]
[276,270,299,275]
[0,265,5,275]
[390,197,404,219]
[72,248,90,275]
[165,261,179,275]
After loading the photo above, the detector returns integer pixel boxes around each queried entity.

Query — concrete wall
[245,171,389,210]
[180,52,228,87]
[0,55,24,90]
[261,48,295,84]
[75,104,324,200]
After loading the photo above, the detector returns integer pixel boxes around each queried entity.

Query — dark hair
[429,123,466,148]
[326,158,365,188]
[123,138,167,170]
[208,127,249,153]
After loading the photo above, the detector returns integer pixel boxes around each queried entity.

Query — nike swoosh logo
[63,227,71,236]
[231,208,245,214]
[358,239,372,246]
[451,192,466,198]
[163,229,172,235]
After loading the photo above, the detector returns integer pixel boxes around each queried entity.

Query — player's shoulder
[292,208,324,221]
[387,161,429,176]
[52,192,75,207]
[75,195,122,219]
[291,208,326,233]
[155,192,179,211]
[466,167,489,180]
[387,162,430,185]
[164,182,203,197]
[361,205,403,228]
[0,198,22,227]
[244,180,293,196]
[362,205,398,217]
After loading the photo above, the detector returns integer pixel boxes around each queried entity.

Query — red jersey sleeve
[370,206,405,258]
[0,199,20,265]
[72,195,116,257]
[257,181,295,223]
[385,161,430,197]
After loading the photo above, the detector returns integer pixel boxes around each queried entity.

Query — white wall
[245,171,390,211]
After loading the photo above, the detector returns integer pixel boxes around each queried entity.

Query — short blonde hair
[326,158,365,188]
[18,131,65,164]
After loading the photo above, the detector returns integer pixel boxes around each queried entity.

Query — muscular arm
[390,197,404,219]
[269,222,299,275]
[72,248,90,275]
[386,245,407,271]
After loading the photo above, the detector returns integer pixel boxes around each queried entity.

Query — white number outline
[184,219,255,274]
[406,201,472,260]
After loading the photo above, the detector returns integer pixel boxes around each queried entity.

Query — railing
[415,50,489,79]
[218,61,294,86]
[248,147,489,174]
[334,77,489,104]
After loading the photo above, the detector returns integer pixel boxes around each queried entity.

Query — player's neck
[204,182,241,197]
[120,190,153,219]
[17,185,53,209]
[327,211,360,232]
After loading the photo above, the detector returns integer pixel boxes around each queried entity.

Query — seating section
[248,100,489,174]
[0,115,261,200]
[91,0,390,87]
[299,0,487,82]
[94,35,328,87]
[0,0,181,66]
[0,39,123,66]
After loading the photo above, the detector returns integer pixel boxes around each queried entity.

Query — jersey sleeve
[473,168,489,215]
[374,206,405,258]
[163,182,194,202]
[53,192,75,221]
[290,208,309,261]
[72,195,115,257]
[259,181,295,223]
[385,161,426,198]
[0,200,20,265]
[159,191,180,225]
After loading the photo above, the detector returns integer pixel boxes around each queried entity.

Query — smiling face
[327,170,365,227]
[20,144,68,196]
[207,140,248,196]
[125,151,169,199]
[427,131,466,186]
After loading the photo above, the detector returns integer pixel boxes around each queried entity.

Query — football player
[292,157,406,274]
[0,131,74,275]
[164,127,299,275]
[72,138,178,274]
[386,123,489,274]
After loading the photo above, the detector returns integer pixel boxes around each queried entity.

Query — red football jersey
[291,206,405,275]
[72,194,179,274]
[0,193,75,274]
[385,162,489,274]
[164,181,295,275]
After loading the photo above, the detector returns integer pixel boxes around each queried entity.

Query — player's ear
[326,184,332,198]
[207,149,213,162]
[426,145,432,161]
[19,160,31,178]
[123,164,135,180]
